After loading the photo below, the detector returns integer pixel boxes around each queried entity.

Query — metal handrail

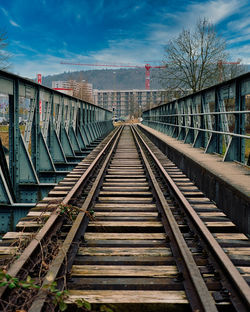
[145,120,250,139]
[146,110,250,117]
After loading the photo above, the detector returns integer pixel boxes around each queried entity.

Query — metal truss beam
[0,70,113,215]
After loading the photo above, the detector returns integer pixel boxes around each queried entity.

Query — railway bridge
[0,70,250,312]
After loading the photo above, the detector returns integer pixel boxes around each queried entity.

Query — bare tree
[160,18,228,93]
[0,30,10,69]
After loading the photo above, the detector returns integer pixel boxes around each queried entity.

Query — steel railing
[142,72,250,165]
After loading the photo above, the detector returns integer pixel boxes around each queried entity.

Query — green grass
[0,125,25,149]
[0,125,9,132]
[246,135,250,159]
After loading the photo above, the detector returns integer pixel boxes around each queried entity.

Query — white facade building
[93,89,187,119]
[52,80,94,103]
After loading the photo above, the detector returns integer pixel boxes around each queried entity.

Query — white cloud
[228,45,250,64]
[227,34,250,45]
[10,20,21,28]
[1,7,21,28]
[148,24,178,43]
[227,17,250,31]
[12,55,70,78]
[11,41,38,53]
[224,4,250,47]
[1,7,8,17]
[88,38,163,66]
[183,0,242,24]
[0,49,9,57]
[11,46,101,78]
[134,3,145,12]
[7,0,250,79]
[11,36,166,78]
[148,0,245,44]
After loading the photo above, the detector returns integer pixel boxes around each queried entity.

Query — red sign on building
[37,74,42,84]
[37,74,42,115]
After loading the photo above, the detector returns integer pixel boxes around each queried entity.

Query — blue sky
[0,0,250,78]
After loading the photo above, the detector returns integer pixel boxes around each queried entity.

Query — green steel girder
[0,138,15,203]
[76,125,87,150]
[86,123,95,142]
[193,95,206,148]
[60,127,75,157]
[0,204,34,233]
[68,126,82,153]
[19,134,39,185]
[48,128,67,163]
[0,70,113,221]
[38,132,56,172]
[82,124,92,144]
[224,81,246,162]
[0,169,13,205]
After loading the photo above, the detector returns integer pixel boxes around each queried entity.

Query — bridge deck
[0,125,250,312]
[139,124,250,234]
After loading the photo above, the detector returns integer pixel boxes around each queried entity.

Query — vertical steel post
[85,103,88,124]
[216,89,223,154]
[47,92,54,150]
[9,78,20,199]
[231,80,245,162]
[31,86,40,173]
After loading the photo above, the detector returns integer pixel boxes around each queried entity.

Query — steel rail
[133,125,250,311]
[28,126,124,311]
[0,126,121,299]
[131,126,218,312]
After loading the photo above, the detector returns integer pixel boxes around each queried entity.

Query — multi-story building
[93,89,187,119]
[52,80,94,103]
[51,83,189,120]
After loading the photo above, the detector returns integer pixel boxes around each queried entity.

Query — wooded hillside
[42,68,163,90]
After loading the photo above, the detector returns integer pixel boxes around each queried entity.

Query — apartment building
[52,80,94,103]
[93,89,187,119]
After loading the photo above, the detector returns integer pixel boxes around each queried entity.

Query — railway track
[0,125,250,312]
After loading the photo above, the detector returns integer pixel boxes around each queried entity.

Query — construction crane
[60,59,241,88]
[217,60,241,82]
[60,61,166,90]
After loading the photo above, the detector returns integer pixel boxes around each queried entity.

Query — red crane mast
[217,60,241,82]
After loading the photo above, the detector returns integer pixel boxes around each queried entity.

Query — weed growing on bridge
[0,203,103,311]
[0,269,115,312]
[75,298,92,310]
[0,269,69,311]
[59,203,95,223]
[74,299,116,312]
[0,269,39,290]
[59,203,79,222]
